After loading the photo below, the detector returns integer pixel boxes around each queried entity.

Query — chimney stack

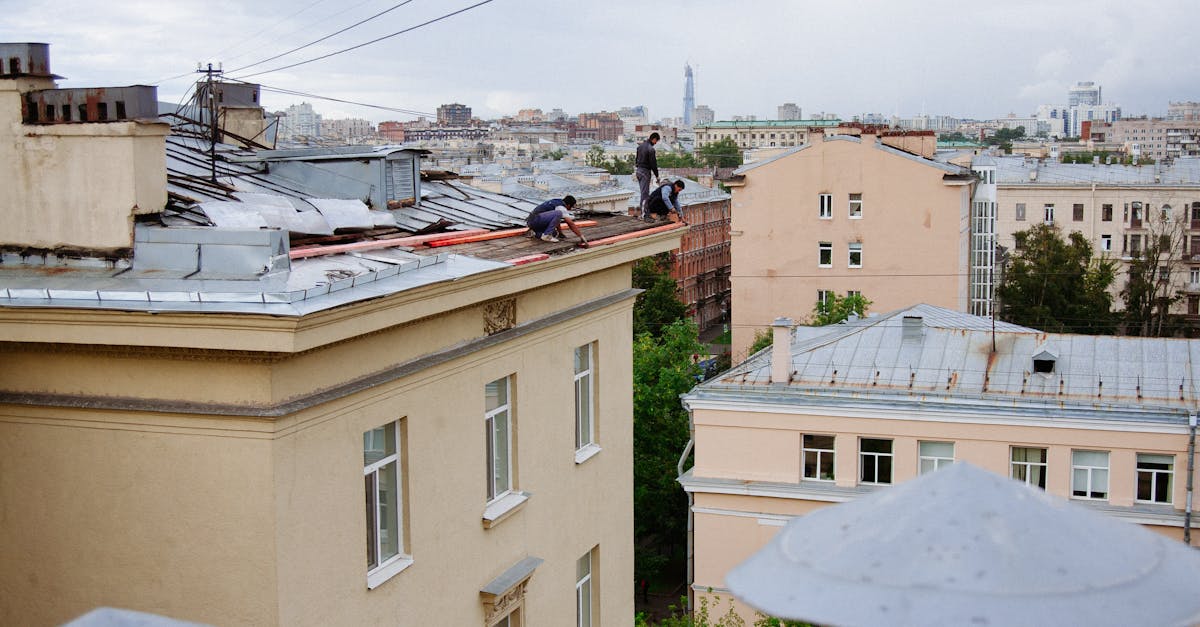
[770,317,793,384]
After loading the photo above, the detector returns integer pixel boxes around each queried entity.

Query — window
[1015,203,1026,221]
[1191,268,1199,286]
[1071,450,1109,500]
[1190,295,1199,316]
[574,344,596,455]
[486,376,514,502]
[816,289,832,308]
[818,193,832,219]
[1073,204,1084,221]
[1130,234,1142,256]
[848,193,863,219]
[1136,453,1174,504]
[818,242,832,267]
[846,290,861,298]
[802,434,836,481]
[1102,204,1113,221]
[365,421,408,587]
[1011,447,1047,489]
[576,550,594,627]
[918,441,954,474]
[1101,235,1112,251]
[848,242,862,268]
[1043,204,1055,224]
[859,438,893,484]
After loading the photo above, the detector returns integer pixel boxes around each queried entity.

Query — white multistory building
[777,102,801,120]
[1037,82,1121,138]
[278,102,321,140]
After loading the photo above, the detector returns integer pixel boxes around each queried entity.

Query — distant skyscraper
[1068,82,1101,107]
[777,103,801,120]
[682,64,695,126]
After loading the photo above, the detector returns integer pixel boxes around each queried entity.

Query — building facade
[1168,101,1200,122]
[279,101,322,140]
[437,102,472,127]
[724,130,975,356]
[680,304,1200,623]
[776,103,801,121]
[575,112,623,143]
[694,119,843,151]
[1109,118,1200,160]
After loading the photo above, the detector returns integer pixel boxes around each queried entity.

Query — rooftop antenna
[196,62,224,183]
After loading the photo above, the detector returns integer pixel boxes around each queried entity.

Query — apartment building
[437,102,472,126]
[985,156,1200,316]
[693,119,842,151]
[1108,117,1200,160]
[278,101,322,139]
[0,43,683,627]
[679,304,1200,623]
[725,130,975,356]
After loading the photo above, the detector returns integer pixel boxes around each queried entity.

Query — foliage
[635,594,811,627]
[748,328,773,354]
[544,149,566,160]
[1061,151,1153,165]
[634,254,688,338]
[1121,209,1186,336]
[937,131,972,142]
[586,144,635,174]
[698,137,744,168]
[987,126,1025,144]
[811,293,872,326]
[996,224,1117,333]
[633,320,703,584]
[658,150,702,168]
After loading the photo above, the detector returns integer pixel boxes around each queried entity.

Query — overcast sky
[3,0,1197,123]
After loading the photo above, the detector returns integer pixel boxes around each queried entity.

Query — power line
[239,80,434,118]
[230,0,498,80]
[226,0,418,74]
[206,0,334,65]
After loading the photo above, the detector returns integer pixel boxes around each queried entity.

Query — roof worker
[645,179,687,224]
[525,195,589,246]
[635,132,661,219]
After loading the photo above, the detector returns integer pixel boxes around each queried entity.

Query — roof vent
[1032,343,1058,374]
[0,42,52,78]
[902,315,923,341]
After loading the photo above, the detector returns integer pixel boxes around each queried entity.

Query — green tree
[812,293,872,325]
[585,144,608,169]
[988,126,1026,144]
[698,137,743,168]
[658,150,701,168]
[635,594,811,627]
[544,149,566,160]
[633,319,703,584]
[634,254,688,338]
[938,131,971,142]
[748,328,773,354]
[996,224,1116,333]
[1121,208,1186,336]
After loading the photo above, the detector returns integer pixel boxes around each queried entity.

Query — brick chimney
[0,43,169,255]
[770,317,793,384]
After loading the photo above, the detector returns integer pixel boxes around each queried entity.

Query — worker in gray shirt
[635,132,660,219]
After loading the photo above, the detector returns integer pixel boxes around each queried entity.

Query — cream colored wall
[0,253,656,626]
[730,136,971,355]
[0,79,169,251]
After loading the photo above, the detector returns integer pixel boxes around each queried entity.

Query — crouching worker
[645,179,686,223]
[525,195,589,246]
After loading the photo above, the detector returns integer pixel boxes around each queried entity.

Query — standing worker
[645,180,687,223]
[635,132,661,219]
[525,195,589,246]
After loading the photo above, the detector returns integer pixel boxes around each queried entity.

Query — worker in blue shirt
[525,195,589,246]
[644,180,686,223]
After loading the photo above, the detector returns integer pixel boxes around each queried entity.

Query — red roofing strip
[289,229,489,259]
[586,222,685,246]
[423,220,599,248]
[506,254,550,265]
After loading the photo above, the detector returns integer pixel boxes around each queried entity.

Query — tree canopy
[1121,211,1186,336]
[633,254,688,338]
[996,224,1116,333]
[812,293,872,326]
[697,137,743,168]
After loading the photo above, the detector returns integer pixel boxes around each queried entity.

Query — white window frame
[576,551,593,627]
[1015,203,1026,221]
[1136,453,1174,504]
[1071,450,1109,500]
[816,289,832,309]
[848,193,863,219]
[574,343,601,463]
[365,421,411,589]
[1011,446,1047,489]
[1101,234,1112,252]
[486,376,514,503]
[818,193,832,219]
[1044,204,1055,224]
[818,242,833,268]
[802,434,836,481]
[848,242,863,268]
[859,438,893,485]
[918,441,954,474]
[1191,268,1199,287]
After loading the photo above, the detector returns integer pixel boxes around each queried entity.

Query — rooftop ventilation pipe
[770,317,793,384]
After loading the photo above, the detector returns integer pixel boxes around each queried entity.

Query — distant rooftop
[697,119,843,129]
[993,156,1200,186]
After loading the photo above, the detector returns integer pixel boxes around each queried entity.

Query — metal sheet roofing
[993,155,1200,186]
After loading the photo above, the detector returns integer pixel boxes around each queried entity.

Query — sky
[3,0,1197,124]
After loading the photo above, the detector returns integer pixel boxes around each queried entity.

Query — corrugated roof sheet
[993,156,1200,186]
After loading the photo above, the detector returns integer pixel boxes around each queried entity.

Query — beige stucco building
[679,304,1200,623]
[725,130,976,356]
[0,43,680,627]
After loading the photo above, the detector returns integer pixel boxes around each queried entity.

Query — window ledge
[575,443,602,464]
[483,491,530,529]
[367,555,413,590]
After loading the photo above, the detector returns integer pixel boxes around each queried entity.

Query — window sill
[367,555,413,590]
[483,491,530,529]
[575,443,602,465]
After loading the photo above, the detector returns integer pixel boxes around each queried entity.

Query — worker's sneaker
[643,216,656,223]
[540,234,560,243]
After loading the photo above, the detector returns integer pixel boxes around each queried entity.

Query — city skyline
[2,0,1196,123]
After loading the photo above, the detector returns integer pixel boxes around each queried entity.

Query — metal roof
[697,119,843,129]
[728,462,1200,627]
[992,155,1200,187]
[610,175,730,209]
[701,304,1200,413]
